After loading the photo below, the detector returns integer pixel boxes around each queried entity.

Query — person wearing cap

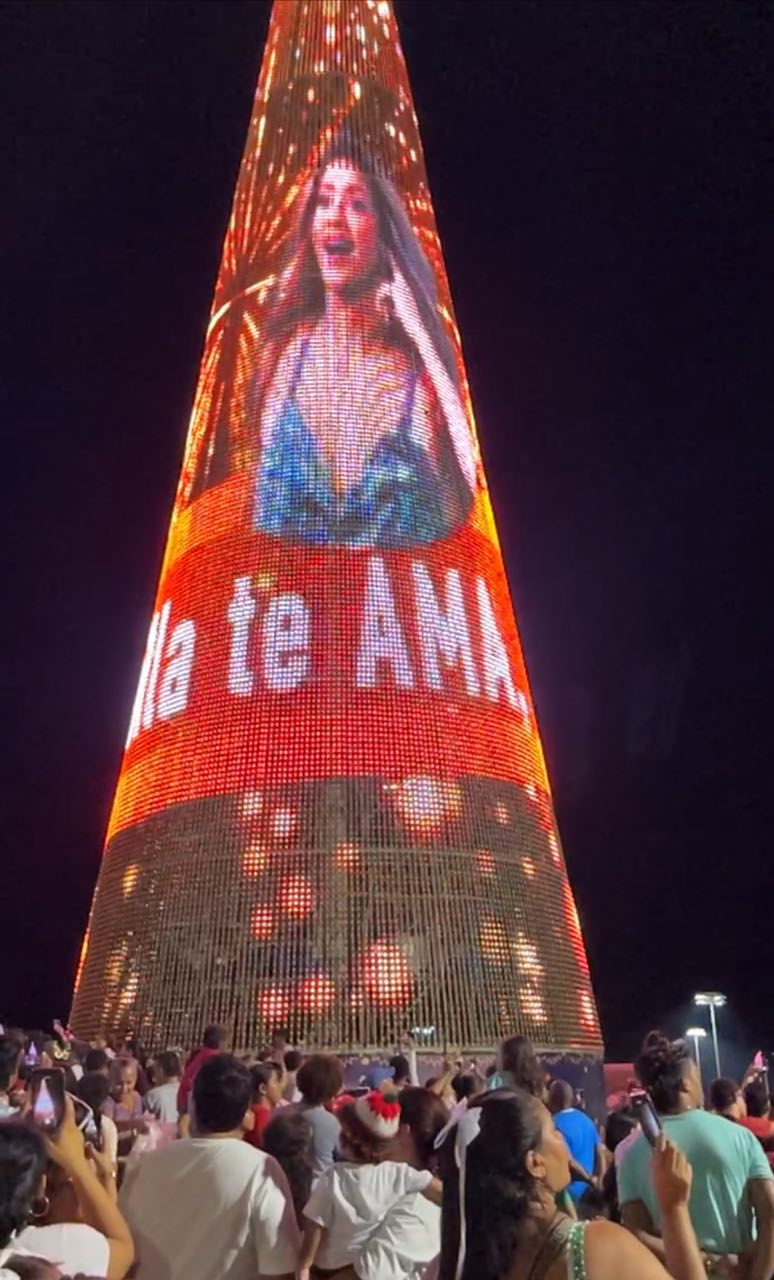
[298,1091,441,1278]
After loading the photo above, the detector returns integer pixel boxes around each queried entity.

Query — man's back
[145,1080,180,1124]
[619,1108,772,1254]
[119,1136,298,1280]
[553,1107,598,1200]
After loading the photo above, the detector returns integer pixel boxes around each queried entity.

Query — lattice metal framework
[71,0,603,1055]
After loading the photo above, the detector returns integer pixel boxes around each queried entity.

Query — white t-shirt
[145,1079,181,1123]
[304,1161,432,1271]
[355,1190,440,1280]
[119,1135,299,1280]
[15,1222,110,1277]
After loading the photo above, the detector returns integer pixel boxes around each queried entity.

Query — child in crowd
[298,1090,441,1278]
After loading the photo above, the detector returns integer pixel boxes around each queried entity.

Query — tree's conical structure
[72,0,602,1057]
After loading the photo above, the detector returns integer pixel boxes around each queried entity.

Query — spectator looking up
[708,1077,746,1121]
[177,1024,228,1115]
[548,1079,604,1203]
[437,1086,705,1280]
[282,1050,303,1104]
[245,1061,285,1149]
[296,1054,342,1178]
[741,1079,774,1141]
[619,1033,774,1277]
[144,1051,181,1124]
[119,1052,298,1280]
[299,1090,440,1276]
[0,1098,134,1278]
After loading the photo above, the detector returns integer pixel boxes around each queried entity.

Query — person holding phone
[434,1087,706,1280]
[619,1033,774,1278]
[0,1095,134,1278]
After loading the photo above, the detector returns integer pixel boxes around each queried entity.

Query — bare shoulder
[583,1220,670,1279]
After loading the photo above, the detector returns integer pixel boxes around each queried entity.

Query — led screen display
[71,0,602,1054]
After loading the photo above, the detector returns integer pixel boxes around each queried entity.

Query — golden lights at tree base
[71,0,603,1055]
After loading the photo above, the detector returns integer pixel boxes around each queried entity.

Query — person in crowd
[437,1087,706,1280]
[244,1062,285,1150]
[451,1073,477,1103]
[282,1050,303,1104]
[354,1086,448,1279]
[0,1099,134,1277]
[298,1090,441,1277]
[117,1042,149,1097]
[361,1064,397,1092]
[740,1078,774,1142]
[103,1061,145,1137]
[601,1106,639,1222]
[177,1024,228,1114]
[619,1033,774,1277]
[77,1070,119,1175]
[389,1054,414,1093]
[262,1110,314,1229]
[548,1079,605,1204]
[489,1035,546,1097]
[0,1039,19,1119]
[296,1053,343,1178]
[708,1077,746,1121]
[84,1048,110,1079]
[144,1051,181,1124]
[119,1053,298,1279]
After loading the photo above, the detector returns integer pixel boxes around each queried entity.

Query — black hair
[262,1110,314,1227]
[250,1061,282,1102]
[634,1033,692,1114]
[398,1087,448,1170]
[389,1054,411,1084]
[0,1123,47,1247]
[156,1051,181,1080]
[192,1054,252,1134]
[547,1079,574,1113]
[202,1025,228,1051]
[451,1074,477,1102]
[84,1048,109,1074]
[744,1078,769,1118]
[438,1089,544,1280]
[709,1077,740,1114]
[604,1107,638,1154]
[499,1037,544,1097]
[284,1049,303,1073]
[297,1053,342,1106]
[77,1070,110,1114]
[0,1039,17,1092]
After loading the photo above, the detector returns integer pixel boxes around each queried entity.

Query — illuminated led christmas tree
[71,0,602,1057]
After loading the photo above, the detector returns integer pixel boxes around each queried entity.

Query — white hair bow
[434,1099,482,1280]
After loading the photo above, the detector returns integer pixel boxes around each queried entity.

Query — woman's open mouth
[324,238,354,258]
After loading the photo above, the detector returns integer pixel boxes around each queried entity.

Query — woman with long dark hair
[253,148,477,548]
[436,1089,704,1280]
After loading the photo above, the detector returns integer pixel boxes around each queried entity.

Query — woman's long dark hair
[262,1110,314,1228]
[0,1122,47,1248]
[260,146,459,390]
[438,1089,545,1280]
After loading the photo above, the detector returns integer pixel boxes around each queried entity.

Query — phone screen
[29,1068,65,1132]
[637,1096,663,1148]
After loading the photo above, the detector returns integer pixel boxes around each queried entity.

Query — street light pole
[685,1026,707,1091]
[694,992,726,1078]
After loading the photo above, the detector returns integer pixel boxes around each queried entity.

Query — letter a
[476,577,517,707]
[356,557,414,689]
[412,561,480,696]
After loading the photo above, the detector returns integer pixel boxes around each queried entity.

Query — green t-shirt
[618,1109,772,1255]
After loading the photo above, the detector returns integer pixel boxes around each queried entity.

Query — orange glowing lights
[251,904,276,939]
[333,841,361,871]
[361,942,412,1006]
[258,985,291,1025]
[476,848,496,875]
[277,874,315,919]
[479,918,509,964]
[297,974,336,1012]
[393,776,462,835]
[122,864,139,898]
[243,843,270,877]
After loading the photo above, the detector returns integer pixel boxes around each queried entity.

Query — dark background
[2,0,771,1065]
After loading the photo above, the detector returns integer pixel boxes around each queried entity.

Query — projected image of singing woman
[253,149,477,547]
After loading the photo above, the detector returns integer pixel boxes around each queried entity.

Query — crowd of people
[1,1020,773,1279]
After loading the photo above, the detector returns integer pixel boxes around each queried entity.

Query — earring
[31,1194,51,1220]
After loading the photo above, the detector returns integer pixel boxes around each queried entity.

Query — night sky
[3,1,771,1065]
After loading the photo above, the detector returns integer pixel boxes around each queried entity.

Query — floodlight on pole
[693,992,726,1077]
[686,1025,707,1087]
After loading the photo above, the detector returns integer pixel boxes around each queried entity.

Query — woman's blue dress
[254,337,454,547]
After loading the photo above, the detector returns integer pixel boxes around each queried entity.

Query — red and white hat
[353,1089,401,1140]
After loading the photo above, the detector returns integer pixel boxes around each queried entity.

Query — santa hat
[353,1089,402,1141]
